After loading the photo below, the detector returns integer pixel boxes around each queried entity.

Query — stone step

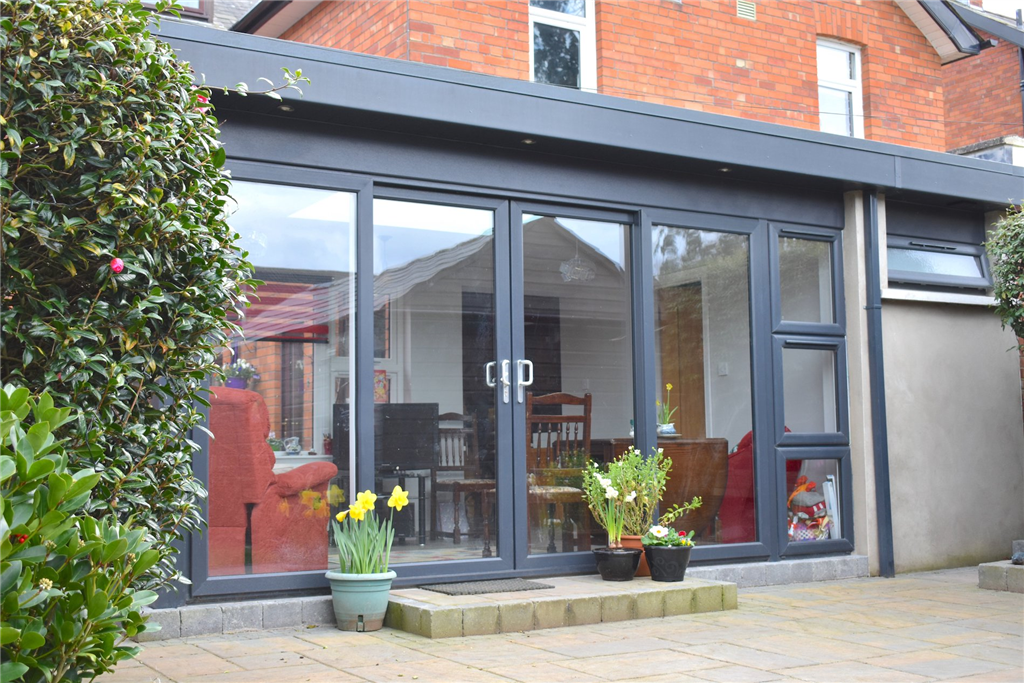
[384,575,737,638]
[978,561,1024,594]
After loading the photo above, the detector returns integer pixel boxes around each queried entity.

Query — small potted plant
[656,382,678,436]
[582,461,640,581]
[326,485,409,631]
[642,496,702,582]
[223,358,259,389]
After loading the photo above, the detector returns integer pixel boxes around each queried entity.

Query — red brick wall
[943,31,1023,150]
[408,1,529,80]
[278,0,949,151]
[281,0,408,59]
[596,0,945,150]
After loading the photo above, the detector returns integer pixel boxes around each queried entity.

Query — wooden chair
[431,412,496,556]
[526,392,593,553]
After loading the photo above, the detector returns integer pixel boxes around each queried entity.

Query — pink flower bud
[110,257,124,273]
[196,94,210,113]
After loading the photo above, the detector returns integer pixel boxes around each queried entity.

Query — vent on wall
[737,0,756,20]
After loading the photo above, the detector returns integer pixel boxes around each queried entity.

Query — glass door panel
[371,199,500,563]
[652,227,755,545]
[519,213,634,556]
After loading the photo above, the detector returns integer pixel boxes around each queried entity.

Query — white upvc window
[816,39,864,138]
[528,0,596,92]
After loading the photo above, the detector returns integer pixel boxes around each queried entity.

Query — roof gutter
[230,0,289,34]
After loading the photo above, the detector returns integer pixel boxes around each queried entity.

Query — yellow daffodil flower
[348,503,367,522]
[327,484,346,506]
[388,485,410,511]
[335,509,348,522]
[666,383,673,391]
[355,490,377,510]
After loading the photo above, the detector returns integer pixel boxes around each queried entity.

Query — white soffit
[895,0,973,64]
[252,0,319,38]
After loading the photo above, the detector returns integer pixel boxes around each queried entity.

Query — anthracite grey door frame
[367,185,518,584]
[188,159,856,600]
[187,160,372,601]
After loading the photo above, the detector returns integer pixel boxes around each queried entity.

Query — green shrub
[0,0,252,589]
[1,386,159,683]
[987,205,1024,343]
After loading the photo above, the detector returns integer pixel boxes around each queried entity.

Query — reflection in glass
[818,86,853,136]
[818,43,855,81]
[887,248,983,278]
[530,0,586,16]
[787,459,841,542]
[373,199,498,563]
[782,347,838,433]
[653,227,754,545]
[533,23,581,88]
[522,215,633,555]
[779,236,833,324]
[209,180,355,576]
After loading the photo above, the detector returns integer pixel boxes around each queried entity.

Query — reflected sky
[527,215,625,268]
[373,200,493,275]
[228,180,354,273]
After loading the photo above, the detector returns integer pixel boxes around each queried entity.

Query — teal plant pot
[325,570,397,632]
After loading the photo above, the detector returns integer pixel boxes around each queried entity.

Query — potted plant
[642,497,702,582]
[326,485,409,631]
[615,446,670,577]
[656,382,678,436]
[582,461,641,581]
[223,358,259,389]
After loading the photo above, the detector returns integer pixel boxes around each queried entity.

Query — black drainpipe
[1017,10,1023,131]
[863,192,896,578]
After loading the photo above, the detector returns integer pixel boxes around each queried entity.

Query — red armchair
[718,431,800,544]
[207,387,338,575]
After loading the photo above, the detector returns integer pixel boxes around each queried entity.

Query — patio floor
[100,567,1023,683]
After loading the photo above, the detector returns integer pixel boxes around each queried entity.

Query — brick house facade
[268,0,953,151]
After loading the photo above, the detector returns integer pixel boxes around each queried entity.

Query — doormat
[419,578,554,596]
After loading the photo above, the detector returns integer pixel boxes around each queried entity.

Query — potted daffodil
[326,485,409,631]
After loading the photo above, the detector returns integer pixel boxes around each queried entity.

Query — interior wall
[883,301,1024,571]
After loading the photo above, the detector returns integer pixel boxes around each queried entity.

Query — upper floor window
[143,0,211,21]
[529,0,596,91]
[816,39,864,138]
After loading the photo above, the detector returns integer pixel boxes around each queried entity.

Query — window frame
[143,0,212,21]
[886,235,992,290]
[816,38,865,139]
[528,0,597,92]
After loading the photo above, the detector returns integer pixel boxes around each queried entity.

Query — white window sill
[881,287,996,307]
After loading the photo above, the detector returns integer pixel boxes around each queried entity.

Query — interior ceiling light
[718,167,731,172]
[522,138,536,145]
[278,104,295,112]
[560,239,596,282]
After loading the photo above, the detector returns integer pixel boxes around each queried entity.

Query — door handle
[485,361,497,388]
[517,359,534,404]
[500,359,512,404]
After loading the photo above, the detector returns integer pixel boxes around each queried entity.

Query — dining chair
[431,412,496,556]
[525,392,593,553]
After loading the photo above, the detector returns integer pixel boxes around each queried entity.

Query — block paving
[100,568,1022,682]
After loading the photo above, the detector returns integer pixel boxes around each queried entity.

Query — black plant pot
[593,548,642,581]
[644,545,692,582]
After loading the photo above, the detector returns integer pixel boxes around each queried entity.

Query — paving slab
[99,568,1023,683]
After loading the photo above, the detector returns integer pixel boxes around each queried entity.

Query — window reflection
[533,23,581,88]
[779,236,834,324]
[787,460,842,542]
[208,180,355,576]
[781,347,838,433]
[530,0,586,16]
[653,227,755,545]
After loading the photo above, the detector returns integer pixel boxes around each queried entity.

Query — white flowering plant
[642,525,696,547]
[581,461,638,547]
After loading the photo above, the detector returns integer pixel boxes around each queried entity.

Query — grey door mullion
[508,202,530,568]
[633,211,656,469]
[749,219,781,561]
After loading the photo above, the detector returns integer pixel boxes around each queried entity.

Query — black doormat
[419,578,554,596]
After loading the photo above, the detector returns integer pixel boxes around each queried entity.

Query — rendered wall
[883,301,1024,572]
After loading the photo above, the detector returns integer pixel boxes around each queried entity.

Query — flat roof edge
[159,21,1023,206]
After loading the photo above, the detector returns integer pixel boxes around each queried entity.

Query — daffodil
[327,484,346,506]
[335,509,348,522]
[666,383,673,391]
[625,490,637,503]
[388,485,409,511]
[604,485,619,499]
[348,503,366,521]
[355,490,377,510]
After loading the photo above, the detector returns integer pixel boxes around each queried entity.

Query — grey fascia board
[159,21,1023,206]
[919,1,983,54]
[948,2,1024,48]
